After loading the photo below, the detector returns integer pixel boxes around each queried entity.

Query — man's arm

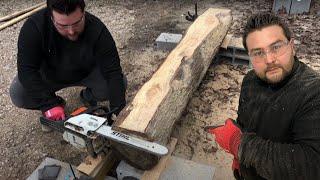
[239,97,320,179]
[95,26,126,113]
[17,19,62,111]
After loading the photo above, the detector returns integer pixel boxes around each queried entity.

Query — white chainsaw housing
[63,113,168,156]
[64,114,106,136]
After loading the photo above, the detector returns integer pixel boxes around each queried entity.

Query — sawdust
[0,0,319,179]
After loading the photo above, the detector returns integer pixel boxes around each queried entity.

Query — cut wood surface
[77,151,116,179]
[0,2,46,22]
[221,34,233,49]
[141,138,177,180]
[0,4,46,31]
[113,8,232,144]
[229,36,244,49]
[221,34,244,49]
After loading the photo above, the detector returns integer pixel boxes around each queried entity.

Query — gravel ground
[0,0,319,179]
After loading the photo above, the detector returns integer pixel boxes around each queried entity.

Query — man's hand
[43,106,65,121]
[232,158,240,171]
[206,118,242,158]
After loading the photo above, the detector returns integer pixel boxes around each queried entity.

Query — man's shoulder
[84,12,114,41]
[85,12,106,29]
[23,8,48,32]
[242,70,256,83]
[297,61,320,85]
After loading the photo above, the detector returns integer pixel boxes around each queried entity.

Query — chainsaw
[39,106,168,158]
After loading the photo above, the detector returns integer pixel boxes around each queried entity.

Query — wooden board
[77,151,116,180]
[221,34,233,49]
[0,4,46,31]
[141,138,177,180]
[221,34,244,49]
[113,8,232,145]
[0,2,46,22]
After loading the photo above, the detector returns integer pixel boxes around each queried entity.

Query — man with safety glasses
[10,0,126,130]
[206,13,320,179]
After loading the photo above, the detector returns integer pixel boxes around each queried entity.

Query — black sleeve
[17,19,62,111]
[238,94,320,179]
[95,26,126,113]
[236,73,250,128]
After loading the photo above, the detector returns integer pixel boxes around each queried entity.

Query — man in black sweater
[206,13,320,179]
[10,0,126,124]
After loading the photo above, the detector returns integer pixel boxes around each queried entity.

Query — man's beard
[256,64,292,84]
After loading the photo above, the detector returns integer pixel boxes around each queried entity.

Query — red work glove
[43,106,66,121]
[232,158,240,171]
[206,118,242,158]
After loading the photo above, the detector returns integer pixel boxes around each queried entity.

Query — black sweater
[237,58,320,179]
[17,9,125,111]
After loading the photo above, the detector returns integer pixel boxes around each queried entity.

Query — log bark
[112,8,232,169]
[0,4,46,31]
[0,2,46,22]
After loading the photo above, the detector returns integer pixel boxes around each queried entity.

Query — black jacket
[17,8,125,111]
[236,58,320,179]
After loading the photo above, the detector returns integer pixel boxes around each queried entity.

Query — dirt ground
[0,0,319,179]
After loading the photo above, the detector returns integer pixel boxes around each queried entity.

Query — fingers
[226,118,241,129]
[61,113,66,120]
[204,125,222,133]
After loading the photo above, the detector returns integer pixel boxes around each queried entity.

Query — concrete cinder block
[27,157,80,180]
[159,156,215,180]
[116,161,144,180]
[273,0,311,14]
[155,33,183,51]
[290,0,311,14]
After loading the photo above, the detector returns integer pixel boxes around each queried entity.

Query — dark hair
[47,0,85,15]
[242,12,292,50]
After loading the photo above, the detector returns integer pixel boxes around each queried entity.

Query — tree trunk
[112,8,232,170]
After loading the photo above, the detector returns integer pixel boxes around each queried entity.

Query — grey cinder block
[156,33,183,51]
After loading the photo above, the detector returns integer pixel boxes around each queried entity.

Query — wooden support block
[221,34,244,49]
[221,34,233,49]
[228,36,244,49]
[141,138,178,180]
[77,151,116,180]
[113,8,232,144]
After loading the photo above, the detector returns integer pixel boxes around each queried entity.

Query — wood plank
[113,8,232,144]
[141,138,177,180]
[229,36,244,49]
[221,34,233,49]
[0,4,46,31]
[77,151,116,179]
[0,2,46,22]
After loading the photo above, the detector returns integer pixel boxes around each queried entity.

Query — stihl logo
[112,131,130,140]
[89,117,98,121]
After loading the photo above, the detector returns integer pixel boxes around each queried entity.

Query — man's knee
[9,76,40,110]
[123,75,128,90]
[90,75,127,101]
[9,76,25,108]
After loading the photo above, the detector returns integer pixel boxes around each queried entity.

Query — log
[114,8,232,142]
[0,4,46,31]
[112,8,232,169]
[0,2,46,22]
